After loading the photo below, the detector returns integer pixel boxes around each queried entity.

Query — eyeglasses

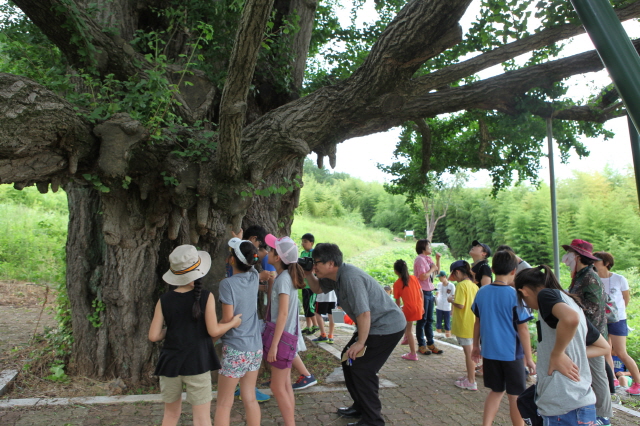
[313,260,325,265]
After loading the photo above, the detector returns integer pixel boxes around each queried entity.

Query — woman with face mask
[562,239,612,425]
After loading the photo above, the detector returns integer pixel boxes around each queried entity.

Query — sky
[307,0,640,187]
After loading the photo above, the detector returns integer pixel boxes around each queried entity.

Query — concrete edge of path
[0,327,400,410]
[0,369,18,397]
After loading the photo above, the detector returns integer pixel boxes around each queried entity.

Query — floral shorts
[219,345,263,378]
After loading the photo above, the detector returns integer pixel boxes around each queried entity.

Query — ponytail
[394,259,410,288]
[285,262,306,290]
[192,278,203,321]
[514,265,582,307]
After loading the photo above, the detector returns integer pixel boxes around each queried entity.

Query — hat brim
[562,245,600,261]
[163,251,211,286]
[265,234,277,249]
[447,272,457,281]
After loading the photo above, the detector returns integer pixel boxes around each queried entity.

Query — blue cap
[449,260,467,272]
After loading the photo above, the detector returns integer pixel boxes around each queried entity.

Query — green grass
[291,214,394,260]
[0,186,67,285]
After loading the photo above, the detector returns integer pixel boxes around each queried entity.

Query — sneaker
[292,374,317,390]
[627,382,640,395]
[312,335,329,342]
[418,345,432,355]
[234,386,271,403]
[454,377,477,391]
[614,379,621,389]
[596,417,611,425]
[428,344,443,355]
[401,353,419,361]
[327,337,334,344]
[445,331,452,338]
[311,326,320,333]
[436,329,443,334]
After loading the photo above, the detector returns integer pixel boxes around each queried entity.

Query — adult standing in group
[305,243,405,426]
[413,239,443,355]
[563,239,612,425]
[594,251,640,395]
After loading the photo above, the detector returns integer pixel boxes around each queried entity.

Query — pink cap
[265,234,298,265]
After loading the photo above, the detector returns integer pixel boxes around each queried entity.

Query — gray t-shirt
[269,270,299,337]
[218,267,262,352]
[535,291,596,416]
[319,263,405,335]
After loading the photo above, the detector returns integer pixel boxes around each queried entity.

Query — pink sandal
[401,353,419,361]
[400,337,409,345]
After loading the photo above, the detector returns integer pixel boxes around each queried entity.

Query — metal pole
[569,0,640,210]
[547,118,560,277]
[628,116,640,208]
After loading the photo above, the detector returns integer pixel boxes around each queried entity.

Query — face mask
[562,252,576,272]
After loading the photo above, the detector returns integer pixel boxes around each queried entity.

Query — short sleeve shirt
[219,268,262,352]
[269,270,299,336]
[436,282,455,311]
[451,279,478,339]
[537,289,601,346]
[471,260,492,287]
[413,254,435,291]
[319,263,405,335]
[602,273,629,320]
[472,284,533,361]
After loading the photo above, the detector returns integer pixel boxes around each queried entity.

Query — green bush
[0,185,67,285]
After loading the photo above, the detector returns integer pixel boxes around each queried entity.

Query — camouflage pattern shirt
[568,265,608,340]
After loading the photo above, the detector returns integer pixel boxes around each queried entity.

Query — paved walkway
[2,326,640,425]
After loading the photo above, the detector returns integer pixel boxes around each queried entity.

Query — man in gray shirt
[305,243,405,426]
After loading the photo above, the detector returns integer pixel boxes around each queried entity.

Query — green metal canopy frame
[569,0,640,206]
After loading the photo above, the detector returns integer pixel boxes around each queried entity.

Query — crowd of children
[388,237,640,426]
[149,231,639,426]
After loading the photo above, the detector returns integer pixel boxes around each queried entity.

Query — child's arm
[471,317,481,363]
[548,301,580,381]
[267,293,289,363]
[517,322,537,374]
[148,300,166,342]
[586,334,610,359]
[205,293,242,337]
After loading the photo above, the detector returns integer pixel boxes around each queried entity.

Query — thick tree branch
[414,0,640,92]
[397,39,640,120]
[13,0,148,79]
[350,0,472,95]
[0,73,97,186]
[216,0,276,182]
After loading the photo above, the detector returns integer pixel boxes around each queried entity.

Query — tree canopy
[1,0,639,382]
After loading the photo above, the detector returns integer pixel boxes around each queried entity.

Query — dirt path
[0,281,56,369]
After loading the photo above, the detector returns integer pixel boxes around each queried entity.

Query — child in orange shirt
[393,259,425,361]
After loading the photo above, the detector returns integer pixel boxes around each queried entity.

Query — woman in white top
[594,251,640,395]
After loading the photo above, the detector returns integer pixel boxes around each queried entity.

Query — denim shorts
[608,319,628,337]
[542,404,596,425]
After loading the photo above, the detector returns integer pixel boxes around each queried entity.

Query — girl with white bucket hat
[149,245,242,426]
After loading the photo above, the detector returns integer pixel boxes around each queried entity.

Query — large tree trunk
[65,183,169,381]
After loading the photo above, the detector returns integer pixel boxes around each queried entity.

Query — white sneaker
[454,377,478,391]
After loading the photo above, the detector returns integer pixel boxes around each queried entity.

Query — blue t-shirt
[262,254,276,272]
[472,284,533,361]
[613,355,627,374]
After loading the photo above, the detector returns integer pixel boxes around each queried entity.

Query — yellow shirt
[451,279,478,339]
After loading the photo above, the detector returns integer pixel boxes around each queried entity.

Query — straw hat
[162,245,211,286]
